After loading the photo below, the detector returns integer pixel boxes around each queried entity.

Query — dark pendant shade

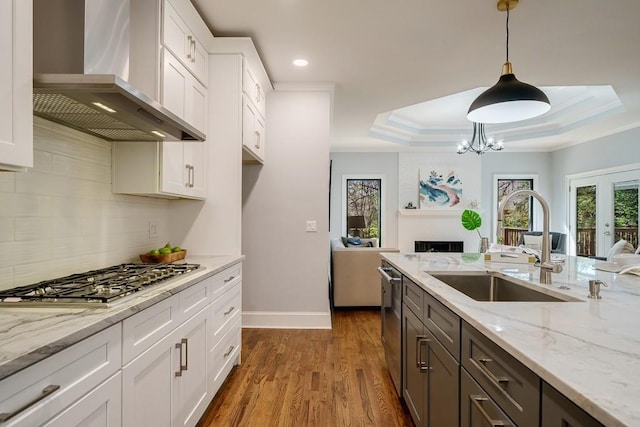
[467,73,550,124]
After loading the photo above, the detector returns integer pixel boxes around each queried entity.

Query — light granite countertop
[381,252,640,427]
[0,255,243,382]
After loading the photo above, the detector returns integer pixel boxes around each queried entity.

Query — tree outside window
[497,178,533,245]
[346,179,381,242]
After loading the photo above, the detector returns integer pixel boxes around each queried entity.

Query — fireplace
[414,240,463,253]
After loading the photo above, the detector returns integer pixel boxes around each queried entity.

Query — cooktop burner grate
[0,263,200,305]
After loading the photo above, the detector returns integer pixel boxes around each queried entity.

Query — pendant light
[456,122,504,155]
[467,0,550,124]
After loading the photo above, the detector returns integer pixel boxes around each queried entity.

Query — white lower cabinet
[43,372,122,427]
[0,263,242,427]
[122,306,209,427]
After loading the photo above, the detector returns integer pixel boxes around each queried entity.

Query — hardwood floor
[197,309,413,426]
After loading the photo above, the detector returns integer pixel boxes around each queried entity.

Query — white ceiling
[192,0,640,152]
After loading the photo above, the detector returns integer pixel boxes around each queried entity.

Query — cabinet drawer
[209,283,242,343]
[403,277,424,318]
[179,276,212,321]
[462,322,539,427]
[122,295,181,364]
[0,325,121,427]
[211,264,242,299]
[208,319,241,394]
[423,292,460,361]
[460,368,515,427]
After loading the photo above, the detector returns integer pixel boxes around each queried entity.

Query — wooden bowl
[139,250,187,264]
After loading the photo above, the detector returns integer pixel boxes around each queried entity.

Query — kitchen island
[382,252,640,426]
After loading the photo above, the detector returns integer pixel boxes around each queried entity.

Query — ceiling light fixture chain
[456,122,504,155]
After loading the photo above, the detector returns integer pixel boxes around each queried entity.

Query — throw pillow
[606,239,636,261]
[346,237,362,247]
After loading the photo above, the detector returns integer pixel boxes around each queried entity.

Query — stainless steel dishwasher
[379,261,402,396]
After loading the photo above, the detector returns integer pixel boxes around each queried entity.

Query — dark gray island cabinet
[397,274,603,427]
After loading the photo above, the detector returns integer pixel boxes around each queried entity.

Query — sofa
[330,238,399,307]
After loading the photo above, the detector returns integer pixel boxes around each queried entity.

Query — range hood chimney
[33,0,204,142]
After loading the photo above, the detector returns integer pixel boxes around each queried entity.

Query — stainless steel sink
[431,274,579,302]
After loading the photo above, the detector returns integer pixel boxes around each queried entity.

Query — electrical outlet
[149,220,159,239]
[306,220,317,232]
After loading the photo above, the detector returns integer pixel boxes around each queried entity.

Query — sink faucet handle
[540,261,563,274]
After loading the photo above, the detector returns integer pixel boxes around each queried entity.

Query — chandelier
[467,0,550,124]
[456,123,504,155]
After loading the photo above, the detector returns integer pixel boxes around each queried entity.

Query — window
[343,177,383,245]
[493,176,537,245]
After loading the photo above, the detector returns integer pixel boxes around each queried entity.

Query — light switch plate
[149,220,159,239]
[305,220,317,232]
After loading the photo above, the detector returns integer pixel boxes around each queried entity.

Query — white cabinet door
[242,98,265,163]
[183,142,206,199]
[162,49,207,135]
[162,0,208,86]
[242,59,266,118]
[121,333,176,427]
[0,0,32,171]
[162,140,187,196]
[173,308,209,427]
[43,373,122,427]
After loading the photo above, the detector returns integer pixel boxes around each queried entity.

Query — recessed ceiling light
[293,59,308,67]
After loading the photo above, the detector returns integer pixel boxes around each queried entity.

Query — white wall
[396,152,482,252]
[0,118,171,290]
[242,86,332,328]
[550,127,640,232]
[329,152,399,247]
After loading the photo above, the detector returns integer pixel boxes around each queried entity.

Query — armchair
[517,231,567,254]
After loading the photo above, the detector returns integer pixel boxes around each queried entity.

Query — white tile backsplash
[0,118,171,290]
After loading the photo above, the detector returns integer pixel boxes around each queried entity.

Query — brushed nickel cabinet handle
[478,357,510,385]
[183,338,189,372]
[254,130,261,149]
[223,306,235,316]
[416,336,431,372]
[186,35,193,58]
[470,395,512,426]
[175,341,184,377]
[224,275,236,283]
[223,345,235,358]
[0,385,60,422]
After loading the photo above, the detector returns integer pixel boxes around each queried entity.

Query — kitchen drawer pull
[224,275,236,283]
[255,130,261,149]
[183,338,189,372]
[223,306,235,316]
[470,395,512,426]
[223,345,235,358]
[478,357,510,385]
[0,385,60,422]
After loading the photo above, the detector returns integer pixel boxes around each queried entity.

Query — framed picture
[419,168,463,209]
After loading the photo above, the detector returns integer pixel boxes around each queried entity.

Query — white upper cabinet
[210,38,272,164]
[112,140,206,200]
[130,0,213,135]
[0,0,32,172]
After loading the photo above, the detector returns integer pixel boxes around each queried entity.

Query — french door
[569,169,639,257]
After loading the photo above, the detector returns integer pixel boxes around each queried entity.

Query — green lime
[159,247,172,255]
[172,246,182,252]
[149,249,160,255]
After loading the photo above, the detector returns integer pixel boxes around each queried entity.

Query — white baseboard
[242,311,332,329]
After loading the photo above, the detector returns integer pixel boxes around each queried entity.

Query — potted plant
[461,205,489,253]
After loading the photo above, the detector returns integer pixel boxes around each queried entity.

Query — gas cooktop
[0,263,201,308]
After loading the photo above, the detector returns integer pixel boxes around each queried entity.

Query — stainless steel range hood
[32,0,205,142]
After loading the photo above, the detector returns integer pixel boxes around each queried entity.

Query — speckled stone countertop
[381,252,640,427]
[0,255,243,382]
